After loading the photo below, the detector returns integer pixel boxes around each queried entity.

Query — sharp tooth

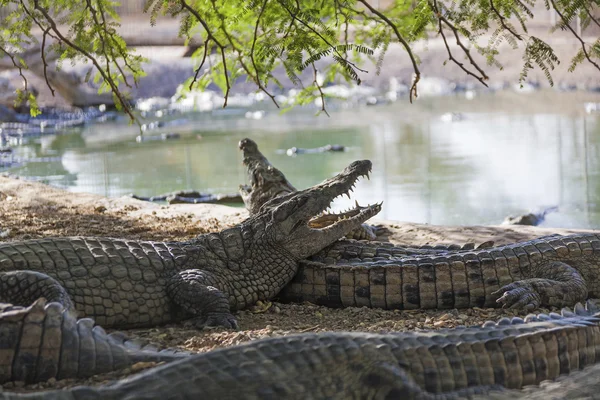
[355,200,360,208]
[345,192,351,199]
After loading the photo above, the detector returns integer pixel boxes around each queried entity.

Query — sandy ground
[0,175,598,392]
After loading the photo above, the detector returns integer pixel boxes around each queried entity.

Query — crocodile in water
[285,144,346,156]
[0,160,380,329]
[129,190,243,205]
[3,301,600,399]
[502,206,559,226]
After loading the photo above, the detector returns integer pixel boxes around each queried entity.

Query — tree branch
[489,0,523,40]
[431,0,489,86]
[0,45,29,96]
[31,0,137,122]
[357,0,420,102]
[94,0,135,87]
[549,0,600,72]
[207,0,278,108]
[189,38,210,90]
[278,0,368,76]
[40,29,55,96]
[249,0,280,108]
[312,63,329,117]
[179,0,230,107]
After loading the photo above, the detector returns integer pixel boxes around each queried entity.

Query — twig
[249,0,279,108]
[189,38,210,90]
[208,0,278,108]
[179,0,230,106]
[278,0,368,75]
[582,4,600,30]
[489,0,523,40]
[357,0,420,102]
[431,0,489,87]
[18,0,60,98]
[31,0,137,122]
[437,13,488,86]
[298,324,320,332]
[95,0,136,87]
[514,0,533,18]
[85,0,115,90]
[40,29,55,96]
[0,45,29,95]
[549,0,600,72]
[312,63,329,116]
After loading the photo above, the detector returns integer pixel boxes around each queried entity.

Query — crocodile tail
[0,299,187,384]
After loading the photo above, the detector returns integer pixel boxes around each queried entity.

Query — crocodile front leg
[166,269,238,329]
[0,271,75,313]
[493,261,588,310]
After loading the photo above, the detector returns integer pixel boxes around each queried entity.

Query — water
[5,91,600,228]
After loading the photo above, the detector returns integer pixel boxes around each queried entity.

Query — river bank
[0,175,597,392]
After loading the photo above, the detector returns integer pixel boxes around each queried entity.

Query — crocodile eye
[273,202,293,222]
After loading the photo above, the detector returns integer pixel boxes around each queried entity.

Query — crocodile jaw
[264,159,381,258]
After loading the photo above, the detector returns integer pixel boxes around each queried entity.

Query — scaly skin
[238,137,296,215]
[0,299,187,384]
[0,160,380,329]
[238,138,380,240]
[280,233,600,311]
[482,363,600,399]
[3,302,600,399]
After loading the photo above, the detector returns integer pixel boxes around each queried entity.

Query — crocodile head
[239,137,376,236]
[246,159,381,259]
[238,138,296,214]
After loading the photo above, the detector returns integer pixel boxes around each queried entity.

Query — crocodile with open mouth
[0,160,380,330]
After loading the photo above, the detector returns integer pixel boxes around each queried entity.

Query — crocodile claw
[186,312,239,330]
[493,282,541,310]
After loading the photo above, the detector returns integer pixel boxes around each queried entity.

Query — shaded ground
[0,175,597,393]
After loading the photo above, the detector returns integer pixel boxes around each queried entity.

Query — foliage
[0,0,599,119]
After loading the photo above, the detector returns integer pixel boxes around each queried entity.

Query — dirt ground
[0,175,597,392]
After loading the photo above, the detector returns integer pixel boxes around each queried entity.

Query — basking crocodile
[238,137,382,240]
[3,302,600,398]
[0,299,187,384]
[280,233,600,311]
[486,362,600,399]
[0,160,380,329]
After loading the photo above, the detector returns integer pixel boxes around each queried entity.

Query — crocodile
[238,137,498,257]
[280,233,600,312]
[0,298,187,384]
[238,137,297,215]
[480,362,600,399]
[3,301,600,399]
[130,190,243,205]
[502,206,559,226]
[238,137,382,240]
[285,144,346,156]
[0,160,380,329]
